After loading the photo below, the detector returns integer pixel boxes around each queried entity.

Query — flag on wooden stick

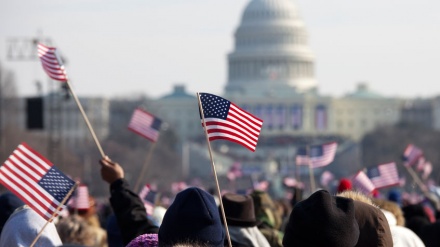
[296,142,338,168]
[0,143,76,221]
[69,184,90,210]
[37,43,68,82]
[128,108,162,143]
[352,171,376,195]
[367,162,399,189]
[198,93,263,152]
[402,144,423,166]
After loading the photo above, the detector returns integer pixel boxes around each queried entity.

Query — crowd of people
[0,156,439,246]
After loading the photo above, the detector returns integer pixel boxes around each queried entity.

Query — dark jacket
[109,179,159,245]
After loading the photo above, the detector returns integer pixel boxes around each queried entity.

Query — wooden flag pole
[197,92,232,247]
[307,145,316,192]
[30,182,79,247]
[134,142,158,193]
[65,80,106,158]
[404,164,428,194]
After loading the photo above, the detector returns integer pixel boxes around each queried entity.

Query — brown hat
[221,193,260,227]
[283,190,360,247]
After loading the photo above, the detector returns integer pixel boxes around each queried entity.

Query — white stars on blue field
[38,167,75,202]
[199,93,231,120]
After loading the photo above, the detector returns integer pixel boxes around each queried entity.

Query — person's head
[372,198,405,226]
[158,187,224,247]
[337,190,393,247]
[56,214,96,246]
[0,205,62,247]
[249,190,281,229]
[283,190,360,247]
[221,192,260,228]
[0,192,24,234]
[387,189,402,207]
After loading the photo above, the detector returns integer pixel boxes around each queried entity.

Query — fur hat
[221,193,260,227]
[283,190,360,247]
[337,190,393,247]
[158,187,224,247]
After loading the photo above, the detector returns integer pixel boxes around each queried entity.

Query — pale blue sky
[1,0,439,99]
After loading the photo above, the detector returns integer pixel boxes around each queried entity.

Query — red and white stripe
[128,108,160,142]
[72,185,90,210]
[352,171,376,195]
[38,43,68,82]
[0,143,62,220]
[203,103,263,152]
[310,142,338,168]
[370,162,399,189]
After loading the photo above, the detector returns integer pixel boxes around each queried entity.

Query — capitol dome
[224,0,317,97]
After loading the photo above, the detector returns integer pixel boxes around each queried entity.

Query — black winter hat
[158,187,224,247]
[283,190,360,247]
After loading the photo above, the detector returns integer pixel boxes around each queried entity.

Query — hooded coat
[0,206,62,247]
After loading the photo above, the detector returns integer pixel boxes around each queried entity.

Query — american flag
[69,184,90,210]
[227,162,243,181]
[199,93,263,152]
[367,162,399,189]
[295,142,338,168]
[139,184,157,215]
[0,143,75,221]
[128,108,162,143]
[402,144,423,166]
[320,170,335,187]
[352,171,375,195]
[37,43,68,82]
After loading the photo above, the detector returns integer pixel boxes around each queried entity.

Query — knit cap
[158,187,224,246]
[125,234,158,247]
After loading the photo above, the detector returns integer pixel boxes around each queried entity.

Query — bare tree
[0,62,18,162]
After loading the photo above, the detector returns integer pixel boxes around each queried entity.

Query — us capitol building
[149,0,440,178]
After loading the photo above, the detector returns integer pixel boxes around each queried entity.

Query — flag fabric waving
[367,162,400,189]
[69,184,90,210]
[37,43,68,82]
[198,93,263,152]
[128,108,162,142]
[138,184,157,215]
[402,144,423,166]
[352,171,376,195]
[0,143,75,221]
[295,142,338,168]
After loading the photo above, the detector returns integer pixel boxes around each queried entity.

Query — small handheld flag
[198,93,263,152]
[402,144,423,166]
[352,171,376,195]
[128,108,162,143]
[37,43,106,158]
[367,162,399,189]
[37,43,68,82]
[69,184,90,210]
[0,143,76,221]
[296,142,338,168]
